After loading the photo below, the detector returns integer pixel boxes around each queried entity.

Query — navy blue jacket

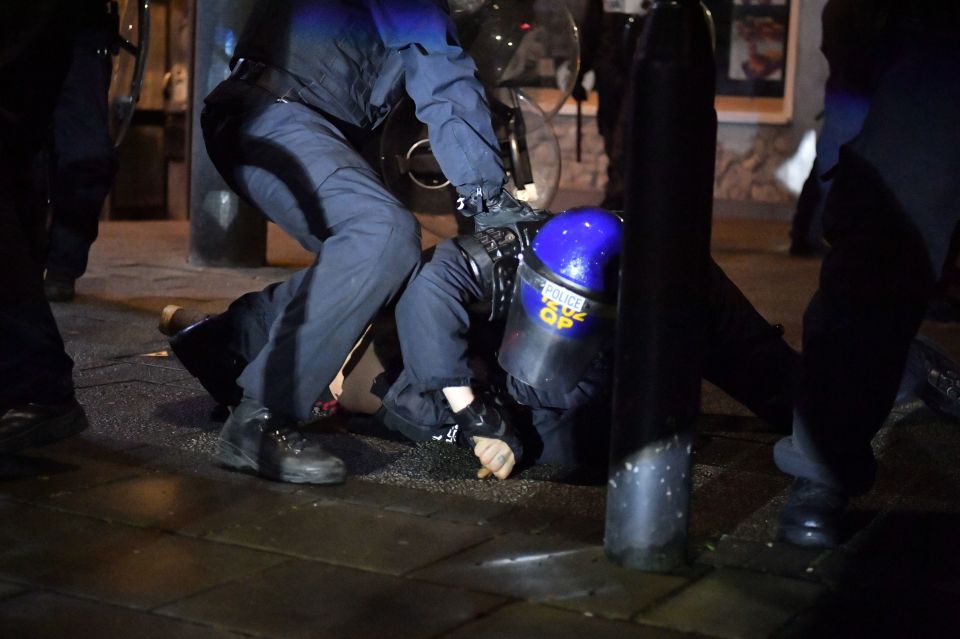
[234,0,505,194]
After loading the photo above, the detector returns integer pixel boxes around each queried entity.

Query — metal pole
[187,0,265,267]
[605,0,717,571]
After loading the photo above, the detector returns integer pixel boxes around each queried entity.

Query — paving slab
[383,489,489,517]
[429,496,515,527]
[411,533,689,620]
[29,430,151,459]
[691,436,781,474]
[38,472,321,537]
[728,493,786,543]
[159,558,505,639]
[533,512,606,544]
[689,468,790,545]
[486,504,563,536]
[741,542,826,581]
[0,501,287,609]
[638,568,823,639]
[439,602,688,639]
[209,499,494,576]
[0,451,150,503]
[696,537,824,581]
[0,591,247,639]
[440,495,603,542]
[318,477,456,513]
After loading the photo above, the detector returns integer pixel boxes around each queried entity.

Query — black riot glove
[452,395,525,467]
[456,185,548,231]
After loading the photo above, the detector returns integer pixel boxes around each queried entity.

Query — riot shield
[451,0,580,120]
[378,88,560,220]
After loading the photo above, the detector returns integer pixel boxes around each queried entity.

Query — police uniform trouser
[382,240,799,466]
[45,38,118,280]
[775,33,960,496]
[201,79,421,421]
[593,13,643,209]
[0,11,75,408]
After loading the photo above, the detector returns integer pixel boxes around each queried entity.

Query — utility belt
[231,59,312,106]
[228,59,371,142]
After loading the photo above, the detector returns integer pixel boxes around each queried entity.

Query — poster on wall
[703,0,799,124]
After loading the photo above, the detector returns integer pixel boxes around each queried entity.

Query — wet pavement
[2,208,960,637]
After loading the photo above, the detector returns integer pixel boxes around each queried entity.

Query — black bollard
[188,0,266,267]
[605,0,717,571]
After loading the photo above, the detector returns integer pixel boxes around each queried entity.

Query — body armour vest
[233,0,407,129]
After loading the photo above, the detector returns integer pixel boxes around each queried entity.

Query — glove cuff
[452,397,524,462]
[456,182,505,206]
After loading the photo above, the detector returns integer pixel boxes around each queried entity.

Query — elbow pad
[453,222,542,320]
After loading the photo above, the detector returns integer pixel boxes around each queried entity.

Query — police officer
[193,0,544,485]
[575,0,651,210]
[380,208,800,478]
[42,2,119,301]
[1,2,93,452]
[789,0,891,256]
[775,3,960,547]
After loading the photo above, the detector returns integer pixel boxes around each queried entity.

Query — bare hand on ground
[473,436,516,480]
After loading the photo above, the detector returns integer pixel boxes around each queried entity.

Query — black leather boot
[0,399,88,454]
[452,397,524,463]
[778,478,848,549]
[216,398,346,484]
[168,312,246,406]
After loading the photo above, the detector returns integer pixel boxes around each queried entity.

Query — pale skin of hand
[442,385,517,480]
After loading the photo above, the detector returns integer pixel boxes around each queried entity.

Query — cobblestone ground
[2,216,959,638]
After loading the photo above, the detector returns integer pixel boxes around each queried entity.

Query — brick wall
[552,112,800,209]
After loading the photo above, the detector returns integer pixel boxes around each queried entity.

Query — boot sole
[216,439,345,485]
[0,405,89,454]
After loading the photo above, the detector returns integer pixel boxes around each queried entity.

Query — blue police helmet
[529,207,623,298]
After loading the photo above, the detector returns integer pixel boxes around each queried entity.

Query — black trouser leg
[203,95,421,421]
[0,15,74,408]
[776,156,937,495]
[394,240,484,390]
[700,259,800,433]
[0,171,76,408]
[789,159,823,251]
[46,43,117,279]
[775,38,960,496]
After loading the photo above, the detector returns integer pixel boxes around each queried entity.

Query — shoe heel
[216,438,258,473]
